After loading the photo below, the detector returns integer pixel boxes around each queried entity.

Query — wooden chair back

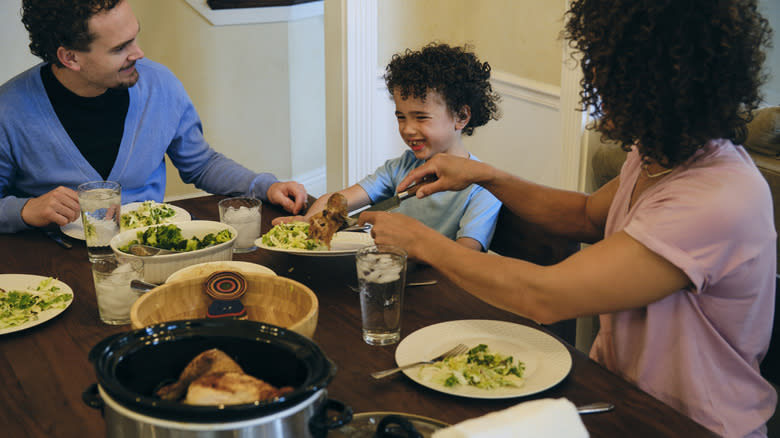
[761,274,780,386]
[488,205,581,345]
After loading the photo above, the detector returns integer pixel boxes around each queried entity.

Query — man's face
[74,0,144,95]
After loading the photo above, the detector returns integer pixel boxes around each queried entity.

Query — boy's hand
[271,215,307,226]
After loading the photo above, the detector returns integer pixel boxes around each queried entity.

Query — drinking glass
[90,255,144,325]
[77,181,121,261]
[218,197,262,253]
[355,245,407,345]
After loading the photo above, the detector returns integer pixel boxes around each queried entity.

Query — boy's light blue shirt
[357,150,501,250]
[0,59,278,233]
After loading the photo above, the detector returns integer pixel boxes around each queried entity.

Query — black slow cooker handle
[82,383,105,416]
[375,415,424,438]
[309,398,353,438]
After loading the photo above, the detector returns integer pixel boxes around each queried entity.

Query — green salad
[118,224,233,253]
[261,222,326,250]
[418,344,525,390]
[120,201,177,230]
[0,278,73,329]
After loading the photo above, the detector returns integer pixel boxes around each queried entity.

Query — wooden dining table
[0,194,720,437]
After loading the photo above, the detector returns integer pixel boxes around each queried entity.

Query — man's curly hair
[22,0,123,67]
[384,43,501,137]
[564,0,772,166]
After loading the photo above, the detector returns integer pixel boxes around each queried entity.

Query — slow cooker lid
[329,412,449,438]
[89,319,335,423]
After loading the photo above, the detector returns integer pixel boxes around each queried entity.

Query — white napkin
[431,398,589,438]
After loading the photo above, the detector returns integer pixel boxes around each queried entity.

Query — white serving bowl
[110,221,237,284]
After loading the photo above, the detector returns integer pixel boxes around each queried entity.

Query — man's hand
[267,181,308,214]
[21,186,80,228]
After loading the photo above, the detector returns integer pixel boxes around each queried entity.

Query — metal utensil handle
[370,360,431,379]
[131,279,160,293]
[397,176,435,201]
[577,402,615,414]
[44,230,72,249]
[406,280,437,287]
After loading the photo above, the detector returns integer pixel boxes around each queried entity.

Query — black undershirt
[40,64,129,180]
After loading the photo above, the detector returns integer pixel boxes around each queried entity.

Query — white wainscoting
[295,165,328,198]
[465,70,564,189]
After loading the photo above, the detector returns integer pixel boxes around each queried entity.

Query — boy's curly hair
[564,0,772,166]
[22,0,123,67]
[384,43,501,136]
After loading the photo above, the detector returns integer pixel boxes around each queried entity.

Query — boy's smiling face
[393,88,469,160]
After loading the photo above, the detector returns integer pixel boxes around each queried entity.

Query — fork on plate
[370,343,468,379]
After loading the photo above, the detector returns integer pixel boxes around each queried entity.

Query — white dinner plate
[0,274,74,335]
[166,261,276,283]
[61,201,191,240]
[395,320,572,399]
[255,231,374,256]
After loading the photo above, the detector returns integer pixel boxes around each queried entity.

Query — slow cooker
[84,318,351,437]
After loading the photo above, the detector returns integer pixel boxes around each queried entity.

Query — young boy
[275,43,502,251]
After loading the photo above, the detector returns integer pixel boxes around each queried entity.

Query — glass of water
[77,181,121,261]
[218,197,262,253]
[90,255,144,325]
[355,244,407,346]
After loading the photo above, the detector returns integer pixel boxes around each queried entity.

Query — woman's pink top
[590,140,777,438]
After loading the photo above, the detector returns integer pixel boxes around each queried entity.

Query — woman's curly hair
[22,0,123,67]
[564,0,772,166]
[384,43,501,136]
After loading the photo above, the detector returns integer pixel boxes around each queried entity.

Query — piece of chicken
[308,193,348,247]
[156,348,244,401]
[184,371,294,405]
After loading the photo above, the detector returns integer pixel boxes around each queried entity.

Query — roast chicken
[155,348,292,405]
[308,193,348,247]
[185,371,292,405]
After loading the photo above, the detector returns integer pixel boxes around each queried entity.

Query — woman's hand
[397,153,490,198]
[358,211,438,261]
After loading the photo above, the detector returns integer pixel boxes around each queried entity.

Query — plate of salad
[0,275,74,335]
[61,201,190,240]
[395,320,572,399]
[256,222,374,256]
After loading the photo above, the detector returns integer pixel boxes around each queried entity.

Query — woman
[360,1,776,437]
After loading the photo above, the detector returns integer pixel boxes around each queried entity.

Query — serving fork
[128,244,177,256]
[371,343,468,379]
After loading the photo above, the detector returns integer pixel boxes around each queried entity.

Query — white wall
[759,0,780,105]
[0,3,39,83]
[371,0,568,189]
[376,0,564,87]
[0,1,326,200]
[130,0,326,199]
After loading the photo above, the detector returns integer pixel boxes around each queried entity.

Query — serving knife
[348,176,436,219]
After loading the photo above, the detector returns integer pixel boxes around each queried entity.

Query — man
[0,0,307,233]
